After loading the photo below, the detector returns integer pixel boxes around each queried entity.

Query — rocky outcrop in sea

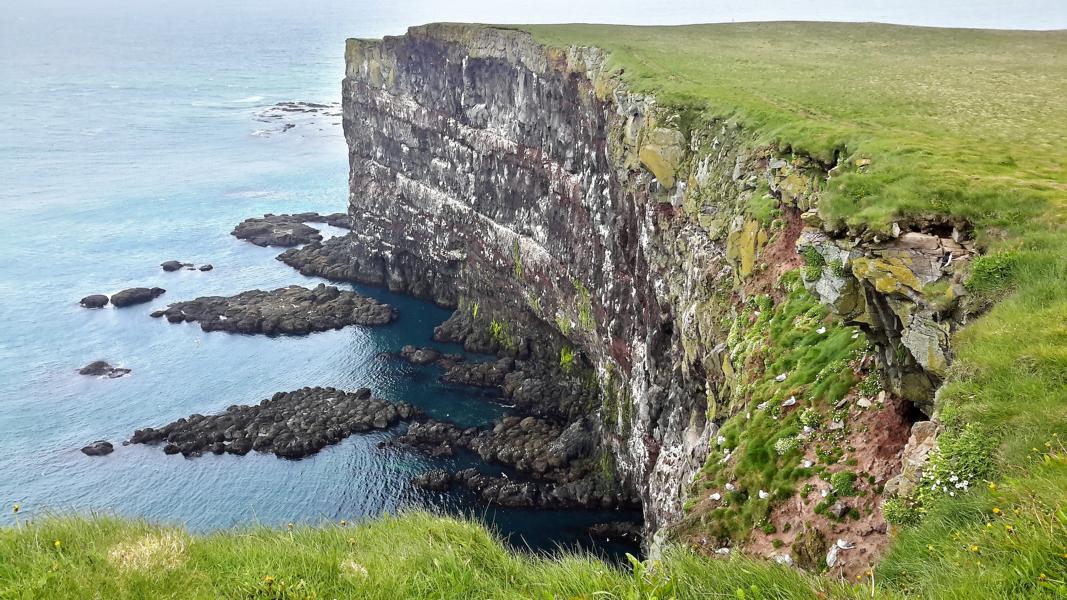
[150,284,396,334]
[129,386,418,459]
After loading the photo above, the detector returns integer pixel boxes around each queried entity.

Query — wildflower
[1039,573,1048,582]
[969,545,979,553]
[927,545,935,551]
[263,576,275,585]
[992,507,1002,515]
[12,504,19,514]
[988,482,997,491]
[287,522,294,531]
[53,539,61,550]
[340,520,347,527]
[1005,525,1014,533]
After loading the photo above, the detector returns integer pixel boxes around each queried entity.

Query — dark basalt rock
[80,294,109,309]
[130,386,419,459]
[232,213,333,247]
[81,440,114,456]
[78,360,131,378]
[397,345,464,367]
[150,284,396,335]
[276,234,459,307]
[587,521,643,544]
[161,260,187,272]
[198,264,213,271]
[413,468,452,491]
[111,287,165,308]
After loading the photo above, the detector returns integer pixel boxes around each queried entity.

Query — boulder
[161,261,184,272]
[80,294,109,309]
[78,361,131,378]
[81,440,114,456]
[111,287,165,308]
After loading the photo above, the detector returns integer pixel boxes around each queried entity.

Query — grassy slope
[520,22,1067,597]
[0,512,864,599]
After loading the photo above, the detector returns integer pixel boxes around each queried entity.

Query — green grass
[679,270,868,543]
[0,512,870,599]
[521,22,1067,231]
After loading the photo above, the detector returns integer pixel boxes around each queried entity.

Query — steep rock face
[337,24,964,549]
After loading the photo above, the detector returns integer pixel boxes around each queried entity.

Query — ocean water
[0,0,646,558]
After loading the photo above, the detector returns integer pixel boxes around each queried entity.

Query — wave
[230,95,265,103]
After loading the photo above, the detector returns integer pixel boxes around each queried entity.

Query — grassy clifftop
[523,22,1067,229]
[1,512,856,599]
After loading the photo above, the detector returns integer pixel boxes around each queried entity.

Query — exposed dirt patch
[744,394,913,580]
[745,207,805,302]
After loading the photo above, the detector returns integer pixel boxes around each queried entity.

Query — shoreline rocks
[150,284,397,335]
[397,345,464,367]
[232,212,351,248]
[78,361,131,379]
[130,386,419,459]
[111,287,166,308]
[232,214,323,247]
[162,260,211,271]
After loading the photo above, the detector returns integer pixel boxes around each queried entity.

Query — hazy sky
[6,0,1067,35]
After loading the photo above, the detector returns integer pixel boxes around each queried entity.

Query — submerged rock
[150,284,396,335]
[78,360,131,378]
[81,440,114,456]
[198,264,213,271]
[80,294,109,309]
[111,287,165,308]
[129,387,419,459]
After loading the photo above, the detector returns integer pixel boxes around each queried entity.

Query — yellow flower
[927,545,934,551]
[12,504,19,514]
[970,545,979,553]
[1039,573,1048,582]
[263,576,275,585]
[988,482,997,491]
[53,539,61,550]
[992,507,1002,515]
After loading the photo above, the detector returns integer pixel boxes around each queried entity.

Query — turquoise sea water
[0,1,641,557]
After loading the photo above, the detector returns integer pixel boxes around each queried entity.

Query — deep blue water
[0,0,641,559]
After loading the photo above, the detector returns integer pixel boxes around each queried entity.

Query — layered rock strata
[328,24,969,556]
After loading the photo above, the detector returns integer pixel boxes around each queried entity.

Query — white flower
[717,435,726,446]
